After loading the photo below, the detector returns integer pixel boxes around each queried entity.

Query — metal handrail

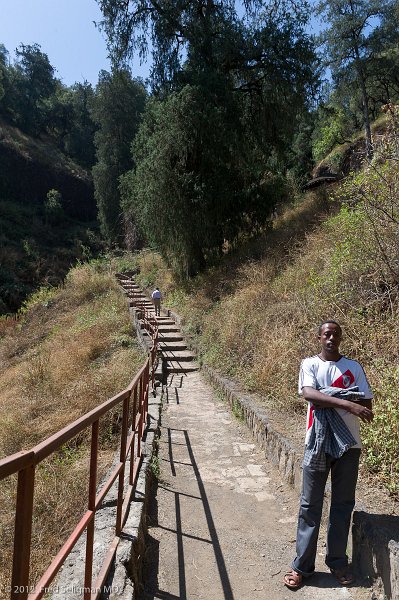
[0,282,159,600]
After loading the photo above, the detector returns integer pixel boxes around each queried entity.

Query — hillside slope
[0,258,145,595]
[0,120,99,313]
[132,108,399,499]
[0,119,95,219]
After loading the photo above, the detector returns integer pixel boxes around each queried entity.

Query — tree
[121,75,287,276]
[312,89,355,161]
[12,44,57,134]
[122,85,236,275]
[97,0,252,86]
[44,189,64,225]
[97,0,317,96]
[91,68,146,245]
[0,44,7,105]
[97,0,318,271]
[67,82,97,168]
[317,0,398,158]
[44,82,75,144]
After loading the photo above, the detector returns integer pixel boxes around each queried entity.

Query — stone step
[165,361,200,373]
[158,332,184,342]
[118,279,133,285]
[157,325,180,333]
[161,351,195,362]
[158,342,187,351]
[128,295,149,302]
[130,299,153,305]
[126,292,147,298]
[129,302,153,309]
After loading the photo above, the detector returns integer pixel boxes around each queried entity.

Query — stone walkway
[137,371,372,600]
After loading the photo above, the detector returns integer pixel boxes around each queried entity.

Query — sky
[0,0,321,88]
[0,0,150,86]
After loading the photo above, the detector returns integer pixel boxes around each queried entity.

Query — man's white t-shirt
[152,290,161,299]
[298,355,373,448]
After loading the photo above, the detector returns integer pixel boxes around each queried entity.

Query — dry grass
[0,258,146,597]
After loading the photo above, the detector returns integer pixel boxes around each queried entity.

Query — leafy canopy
[91,68,147,245]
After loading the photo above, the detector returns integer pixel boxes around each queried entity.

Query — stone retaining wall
[51,397,161,600]
[106,397,161,600]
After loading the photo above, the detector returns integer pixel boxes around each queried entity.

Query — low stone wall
[51,397,161,600]
[353,512,399,600]
[106,397,161,600]
[130,306,151,351]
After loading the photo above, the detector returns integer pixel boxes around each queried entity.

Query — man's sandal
[283,570,303,589]
[330,567,355,586]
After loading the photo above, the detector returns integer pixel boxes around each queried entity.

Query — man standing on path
[151,287,162,316]
[284,320,374,590]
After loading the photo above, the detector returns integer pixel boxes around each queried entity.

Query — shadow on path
[137,427,234,600]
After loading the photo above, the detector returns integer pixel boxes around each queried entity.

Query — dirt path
[138,371,373,600]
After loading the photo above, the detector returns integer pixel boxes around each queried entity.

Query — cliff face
[0,120,96,220]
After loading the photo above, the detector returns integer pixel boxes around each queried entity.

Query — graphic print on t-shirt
[306,369,355,431]
[331,369,355,389]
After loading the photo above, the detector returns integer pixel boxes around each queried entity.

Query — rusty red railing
[0,284,159,600]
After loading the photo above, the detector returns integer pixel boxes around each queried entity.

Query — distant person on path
[151,287,162,316]
[283,320,374,590]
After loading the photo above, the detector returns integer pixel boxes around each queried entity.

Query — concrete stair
[118,277,199,375]
[154,318,198,372]
[158,332,184,342]
[162,350,195,362]
[157,325,181,333]
[165,360,200,373]
[153,317,199,374]
[158,341,187,351]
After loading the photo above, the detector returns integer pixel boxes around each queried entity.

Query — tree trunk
[354,48,373,159]
[359,74,373,159]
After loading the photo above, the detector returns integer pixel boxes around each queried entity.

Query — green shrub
[313,108,351,162]
[44,189,64,225]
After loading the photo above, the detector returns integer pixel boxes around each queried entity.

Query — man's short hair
[318,320,342,336]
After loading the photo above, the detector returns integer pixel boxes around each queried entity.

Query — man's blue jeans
[292,448,361,576]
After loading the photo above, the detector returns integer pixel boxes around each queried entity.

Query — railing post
[116,396,130,535]
[11,463,35,600]
[83,420,99,600]
[137,377,143,460]
[145,361,150,419]
[151,346,156,393]
[142,366,147,442]
[130,387,138,486]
